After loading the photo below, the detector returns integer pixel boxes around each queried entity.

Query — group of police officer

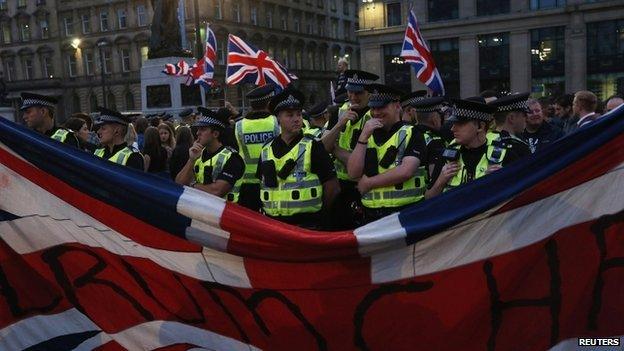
[18,69,536,231]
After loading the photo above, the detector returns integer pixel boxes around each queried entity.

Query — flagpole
[200,85,207,107]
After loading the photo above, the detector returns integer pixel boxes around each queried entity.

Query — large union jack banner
[400,8,445,96]
[226,34,295,89]
[0,104,624,350]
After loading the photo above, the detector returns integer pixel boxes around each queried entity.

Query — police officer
[178,108,195,127]
[411,97,448,181]
[400,90,427,124]
[347,84,427,223]
[426,99,519,199]
[322,69,379,229]
[20,92,79,148]
[305,101,330,139]
[175,107,244,201]
[256,86,339,229]
[233,84,280,211]
[94,107,144,170]
[487,92,532,159]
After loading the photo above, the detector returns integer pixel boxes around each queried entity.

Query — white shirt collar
[577,112,597,126]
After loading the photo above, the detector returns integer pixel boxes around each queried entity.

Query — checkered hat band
[196,116,226,128]
[22,99,55,108]
[452,107,492,121]
[415,105,443,113]
[275,95,301,110]
[248,91,275,103]
[401,96,427,108]
[100,115,128,125]
[370,93,400,103]
[346,78,375,86]
[498,100,529,112]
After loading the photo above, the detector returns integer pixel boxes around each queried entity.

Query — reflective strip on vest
[335,102,372,181]
[50,129,69,142]
[235,116,279,184]
[445,142,507,190]
[260,138,322,217]
[361,125,426,209]
[194,147,241,202]
[94,147,134,166]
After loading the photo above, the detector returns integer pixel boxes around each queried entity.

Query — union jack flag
[189,24,217,89]
[400,8,445,96]
[162,59,190,77]
[226,34,296,89]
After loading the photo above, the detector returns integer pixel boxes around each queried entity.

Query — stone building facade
[0,0,359,121]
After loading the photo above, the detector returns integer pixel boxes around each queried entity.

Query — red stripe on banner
[0,147,200,253]
[220,204,361,262]
[2,211,623,350]
[496,131,624,214]
[93,341,127,351]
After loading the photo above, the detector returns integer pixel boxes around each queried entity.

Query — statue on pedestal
[149,0,192,58]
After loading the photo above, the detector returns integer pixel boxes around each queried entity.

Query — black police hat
[20,92,58,111]
[193,107,229,129]
[246,84,277,103]
[344,70,379,92]
[400,90,428,108]
[412,97,447,113]
[367,83,403,108]
[95,107,130,126]
[465,96,487,104]
[447,99,497,123]
[179,108,194,118]
[334,92,348,105]
[269,86,305,114]
[488,92,531,114]
[307,101,329,119]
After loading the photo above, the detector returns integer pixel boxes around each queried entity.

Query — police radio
[442,148,460,162]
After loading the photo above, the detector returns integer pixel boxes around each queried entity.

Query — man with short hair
[411,97,447,181]
[176,107,244,201]
[94,107,144,170]
[20,92,79,148]
[305,101,330,139]
[553,94,578,135]
[335,57,349,95]
[574,90,599,128]
[522,98,564,153]
[487,92,532,158]
[604,94,623,114]
[400,90,427,124]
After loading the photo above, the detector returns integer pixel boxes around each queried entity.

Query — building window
[344,22,351,41]
[477,0,509,16]
[266,9,273,28]
[294,19,300,32]
[80,14,90,34]
[84,50,95,76]
[100,48,112,74]
[20,21,31,42]
[67,53,78,77]
[18,0,26,7]
[120,48,131,72]
[331,20,338,38]
[530,0,565,10]
[386,3,402,27]
[429,38,460,97]
[295,48,302,69]
[42,55,54,78]
[307,22,314,35]
[282,16,288,30]
[318,0,324,8]
[428,0,458,22]
[233,2,240,22]
[64,17,74,36]
[478,33,510,94]
[318,20,325,36]
[22,58,34,80]
[40,19,49,39]
[383,44,411,93]
[251,7,257,25]
[137,5,147,27]
[118,9,127,29]
[1,22,10,43]
[72,94,81,114]
[0,0,7,10]
[3,58,15,81]
[218,40,226,65]
[89,94,98,112]
[214,0,222,20]
[587,20,624,100]
[281,47,289,67]
[108,92,117,110]
[100,11,109,31]
[343,2,350,15]
[330,0,336,11]
[531,27,565,97]
[126,91,135,110]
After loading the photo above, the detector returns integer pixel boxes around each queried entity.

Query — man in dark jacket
[522,98,564,153]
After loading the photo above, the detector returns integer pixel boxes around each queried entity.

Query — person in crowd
[322,69,379,229]
[411,97,448,180]
[574,90,600,128]
[20,92,79,148]
[553,94,578,135]
[487,92,532,158]
[522,98,564,153]
[605,94,624,114]
[306,101,330,139]
[148,114,162,127]
[178,108,196,127]
[158,123,176,159]
[335,57,349,95]
[347,84,427,223]
[62,117,95,152]
[169,126,194,181]
[72,112,100,148]
[256,86,339,229]
[125,123,139,150]
[176,107,244,202]
[400,90,427,124]
[234,84,280,211]
[134,117,149,150]
[94,107,144,170]
[143,126,169,176]
[426,99,519,199]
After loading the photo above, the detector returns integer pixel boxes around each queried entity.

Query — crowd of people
[15,68,624,231]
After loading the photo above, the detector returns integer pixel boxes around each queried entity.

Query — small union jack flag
[189,23,217,89]
[400,8,445,96]
[226,34,296,89]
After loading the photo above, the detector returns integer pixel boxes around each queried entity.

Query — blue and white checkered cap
[20,93,58,111]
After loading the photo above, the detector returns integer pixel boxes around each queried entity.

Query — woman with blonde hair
[158,123,176,158]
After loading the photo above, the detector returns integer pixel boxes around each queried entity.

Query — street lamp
[97,39,109,108]
[71,38,81,50]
